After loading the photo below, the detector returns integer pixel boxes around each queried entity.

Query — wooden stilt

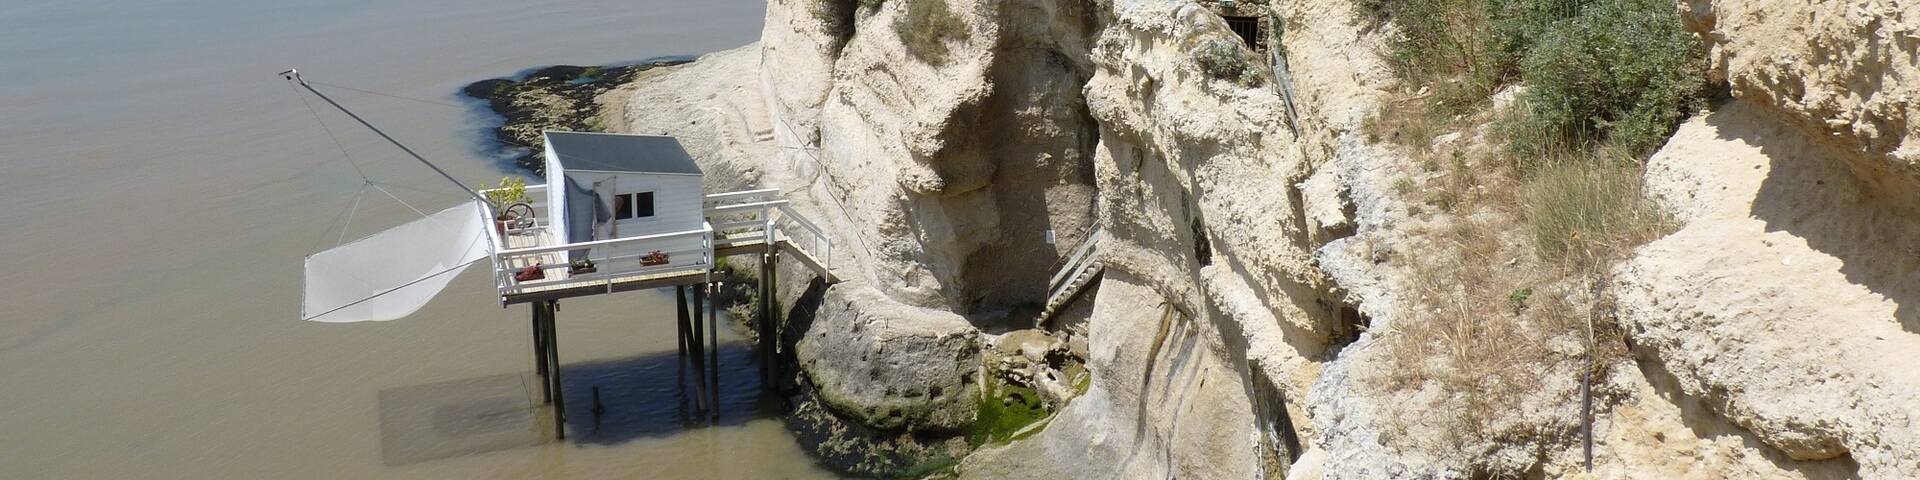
[532,302,550,404]
[756,249,771,380]
[681,286,710,414]
[675,286,688,361]
[703,282,719,421]
[544,300,566,440]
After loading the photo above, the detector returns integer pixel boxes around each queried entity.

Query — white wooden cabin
[461,131,834,305]
[543,131,706,265]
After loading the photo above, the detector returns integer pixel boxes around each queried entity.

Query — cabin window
[1223,16,1262,51]
[615,192,655,220]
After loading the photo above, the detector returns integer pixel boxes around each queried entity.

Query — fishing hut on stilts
[283,69,836,441]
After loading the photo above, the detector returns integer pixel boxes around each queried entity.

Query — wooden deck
[500,236,837,305]
[489,188,841,305]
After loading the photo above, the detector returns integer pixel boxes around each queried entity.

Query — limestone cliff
[608,0,1920,478]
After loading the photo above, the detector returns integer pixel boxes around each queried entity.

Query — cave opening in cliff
[1250,361,1302,472]
[1223,16,1263,51]
[1336,303,1368,347]
[1191,217,1213,266]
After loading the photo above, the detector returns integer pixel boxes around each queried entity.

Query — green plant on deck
[481,176,530,214]
[967,375,1049,447]
[895,0,970,65]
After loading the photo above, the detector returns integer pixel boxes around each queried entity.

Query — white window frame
[614,191,658,222]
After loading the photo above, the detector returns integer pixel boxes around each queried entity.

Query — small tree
[482,176,530,219]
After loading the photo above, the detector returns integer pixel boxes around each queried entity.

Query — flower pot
[640,251,670,267]
[514,263,545,282]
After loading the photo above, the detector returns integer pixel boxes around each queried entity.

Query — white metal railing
[481,188,840,302]
[704,189,834,272]
[775,203,832,271]
[492,224,713,297]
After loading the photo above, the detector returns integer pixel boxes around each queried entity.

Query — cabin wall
[560,170,707,267]
[545,147,567,245]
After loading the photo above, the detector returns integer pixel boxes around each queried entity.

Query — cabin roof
[544,131,703,175]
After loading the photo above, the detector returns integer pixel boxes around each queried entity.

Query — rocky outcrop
[1684,0,1920,188]
[789,0,1100,311]
[795,285,982,431]
[1616,100,1920,476]
[1604,4,1920,477]
[463,61,687,173]
[607,0,1920,478]
[959,273,1264,479]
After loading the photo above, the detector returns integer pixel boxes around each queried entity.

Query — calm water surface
[0,0,836,477]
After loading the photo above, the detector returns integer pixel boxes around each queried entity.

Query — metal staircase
[1037,231,1104,326]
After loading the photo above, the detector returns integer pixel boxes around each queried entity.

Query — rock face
[1606,4,1920,476]
[1616,100,1920,476]
[772,0,1101,311]
[1684,0,1920,188]
[609,0,1920,477]
[795,285,982,431]
[959,273,1263,479]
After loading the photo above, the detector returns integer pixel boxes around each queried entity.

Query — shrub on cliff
[1502,0,1705,161]
[1193,39,1262,87]
[895,0,970,65]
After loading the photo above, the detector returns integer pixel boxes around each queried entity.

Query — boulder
[796,284,982,431]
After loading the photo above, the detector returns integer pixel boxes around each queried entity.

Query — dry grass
[1522,159,1673,269]
[1369,90,1667,464]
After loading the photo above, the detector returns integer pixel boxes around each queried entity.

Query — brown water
[0,0,836,477]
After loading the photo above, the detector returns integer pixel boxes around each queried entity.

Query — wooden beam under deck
[502,240,835,305]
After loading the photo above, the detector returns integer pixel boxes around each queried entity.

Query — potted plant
[640,250,671,266]
[514,262,545,282]
[482,176,531,236]
[569,257,597,275]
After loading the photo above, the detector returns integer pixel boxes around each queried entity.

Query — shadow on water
[376,338,780,466]
[562,340,780,445]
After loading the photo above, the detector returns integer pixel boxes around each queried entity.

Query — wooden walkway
[502,237,836,305]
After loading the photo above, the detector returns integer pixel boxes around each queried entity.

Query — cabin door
[589,175,618,240]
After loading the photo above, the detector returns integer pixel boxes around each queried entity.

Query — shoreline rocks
[461,60,689,173]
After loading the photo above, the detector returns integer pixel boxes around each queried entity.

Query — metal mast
[280,68,487,203]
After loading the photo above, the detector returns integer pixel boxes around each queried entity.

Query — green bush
[1482,0,1584,78]
[1370,0,1493,80]
[1503,0,1704,160]
[1361,0,1702,161]
[1193,39,1262,87]
[895,0,969,65]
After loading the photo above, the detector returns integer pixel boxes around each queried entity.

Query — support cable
[282,69,485,203]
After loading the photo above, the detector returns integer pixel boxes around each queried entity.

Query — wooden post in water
[697,282,718,421]
[756,249,771,380]
[543,300,566,440]
[532,302,550,404]
[676,285,695,413]
[680,285,710,414]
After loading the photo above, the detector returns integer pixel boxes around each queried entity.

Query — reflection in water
[379,373,542,466]
[563,341,775,444]
[374,336,782,467]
